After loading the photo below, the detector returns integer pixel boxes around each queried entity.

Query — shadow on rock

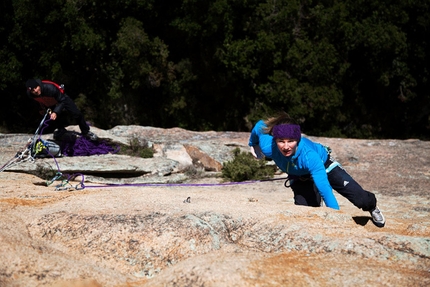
[352,216,371,226]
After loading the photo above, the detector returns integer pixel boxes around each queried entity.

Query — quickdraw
[52,173,85,191]
[0,109,85,191]
[55,180,85,191]
[54,180,75,191]
[0,109,51,172]
[46,172,63,186]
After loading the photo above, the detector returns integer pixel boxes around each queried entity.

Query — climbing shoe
[83,131,98,141]
[370,206,385,227]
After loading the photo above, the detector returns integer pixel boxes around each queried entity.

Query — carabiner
[284,177,291,188]
[75,182,85,190]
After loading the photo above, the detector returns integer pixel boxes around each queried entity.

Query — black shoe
[83,131,98,141]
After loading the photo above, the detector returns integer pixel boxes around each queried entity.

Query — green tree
[0,0,428,139]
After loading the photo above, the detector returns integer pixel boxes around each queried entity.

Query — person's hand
[250,145,264,159]
[50,112,57,120]
[250,146,258,158]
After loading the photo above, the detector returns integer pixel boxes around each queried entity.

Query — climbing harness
[323,145,341,173]
[325,160,340,173]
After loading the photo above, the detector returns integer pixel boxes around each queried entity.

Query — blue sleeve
[306,153,340,210]
[248,120,274,158]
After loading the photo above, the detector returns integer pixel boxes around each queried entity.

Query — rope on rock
[28,115,288,191]
[78,176,289,190]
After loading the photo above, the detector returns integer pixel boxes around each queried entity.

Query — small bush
[118,136,154,158]
[222,148,276,182]
[34,164,58,182]
[184,165,205,179]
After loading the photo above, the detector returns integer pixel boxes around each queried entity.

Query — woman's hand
[250,145,264,159]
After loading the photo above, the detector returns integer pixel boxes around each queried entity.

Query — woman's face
[275,138,298,157]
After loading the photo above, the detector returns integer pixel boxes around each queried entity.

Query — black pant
[49,95,90,134]
[290,157,377,211]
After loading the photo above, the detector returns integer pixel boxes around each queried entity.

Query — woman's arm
[307,154,340,210]
[248,120,274,158]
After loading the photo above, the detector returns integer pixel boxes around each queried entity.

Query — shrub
[118,136,154,158]
[222,148,275,182]
[183,165,205,179]
[34,164,58,184]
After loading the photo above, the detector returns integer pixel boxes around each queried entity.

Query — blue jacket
[249,120,340,210]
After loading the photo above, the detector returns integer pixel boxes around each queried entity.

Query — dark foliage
[117,136,154,158]
[1,0,429,139]
[222,148,276,182]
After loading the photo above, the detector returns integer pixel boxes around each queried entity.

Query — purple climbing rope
[61,137,119,157]
[34,114,287,191]
[81,177,289,189]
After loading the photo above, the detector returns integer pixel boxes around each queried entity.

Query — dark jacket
[27,79,68,115]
